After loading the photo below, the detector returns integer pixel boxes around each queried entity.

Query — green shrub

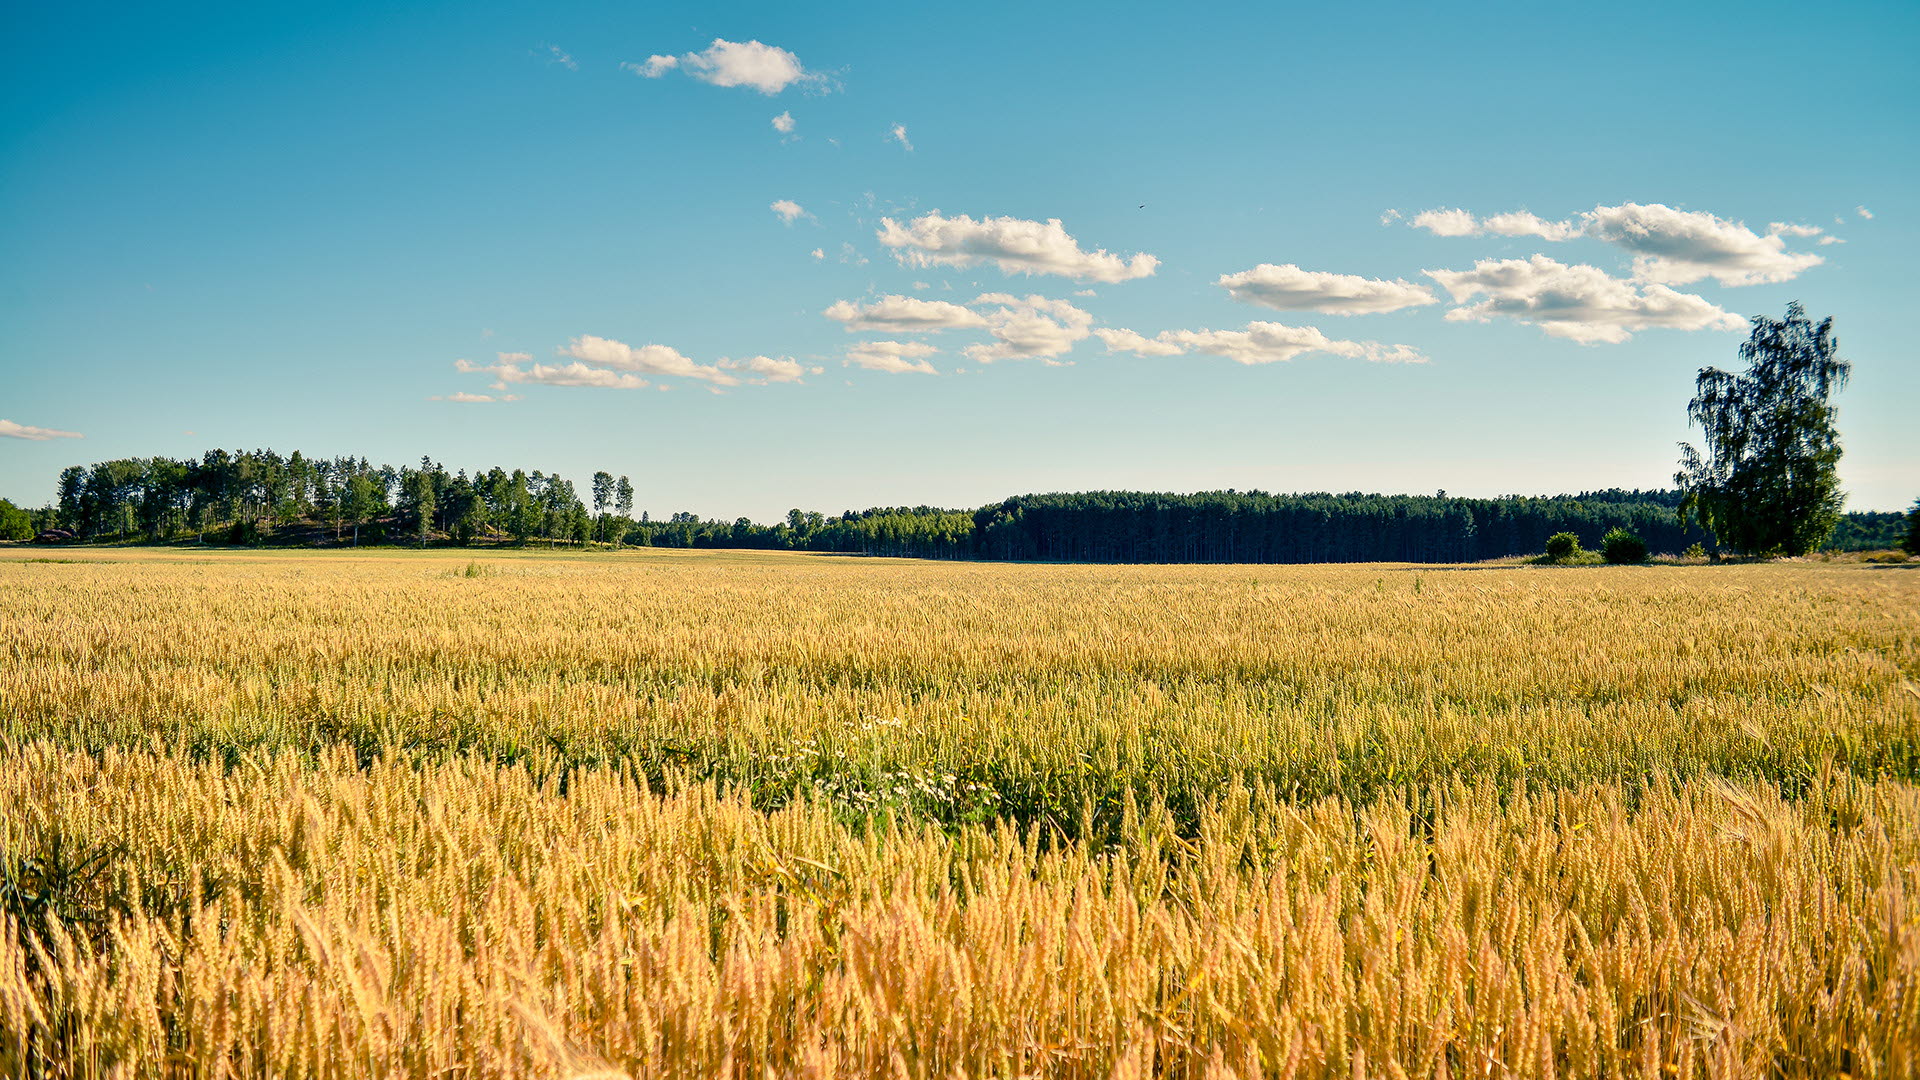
[1544,532,1581,560]
[1602,528,1649,564]
[1684,542,1706,560]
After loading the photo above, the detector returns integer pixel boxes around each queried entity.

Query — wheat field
[2,548,1917,1077]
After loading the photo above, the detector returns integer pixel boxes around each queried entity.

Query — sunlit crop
[2,548,1916,1077]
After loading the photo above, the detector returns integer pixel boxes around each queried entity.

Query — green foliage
[1544,531,1581,560]
[0,499,32,541]
[1685,542,1706,560]
[1678,302,1851,556]
[1601,527,1649,564]
[1906,499,1920,554]
[1829,511,1909,551]
[25,437,1905,566]
[400,460,438,546]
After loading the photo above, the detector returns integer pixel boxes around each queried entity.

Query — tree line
[6,447,1910,562]
[26,451,618,548]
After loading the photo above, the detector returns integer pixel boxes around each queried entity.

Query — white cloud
[825,292,1096,364]
[823,295,986,332]
[1353,342,1428,364]
[772,110,795,134]
[523,362,651,389]
[1481,211,1582,241]
[0,419,82,440]
[1425,255,1745,344]
[1857,206,1874,220]
[622,55,679,78]
[458,358,652,390]
[877,211,1158,282]
[845,341,940,374]
[1092,328,1186,356]
[771,199,808,224]
[1379,209,1403,226]
[559,335,739,384]
[1097,322,1427,365]
[809,247,825,260]
[1412,201,1824,286]
[1410,208,1478,237]
[1217,263,1437,315]
[1073,288,1096,297]
[432,392,507,403]
[963,293,1092,364]
[889,123,913,151]
[1411,208,1579,240]
[717,355,820,384]
[653,38,815,94]
[544,45,577,70]
[1818,236,1844,246]
[457,339,749,391]
[1583,203,1823,286]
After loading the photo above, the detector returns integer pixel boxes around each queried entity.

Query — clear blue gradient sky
[3,0,1915,517]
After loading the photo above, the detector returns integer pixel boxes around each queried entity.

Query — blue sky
[3,0,1915,517]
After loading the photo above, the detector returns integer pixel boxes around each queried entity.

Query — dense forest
[2,448,1911,562]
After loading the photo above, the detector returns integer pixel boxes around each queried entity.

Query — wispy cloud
[623,55,679,78]
[0,419,83,440]
[559,335,739,384]
[457,357,652,390]
[772,110,795,134]
[431,392,517,403]
[1096,322,1426,365]
[823,292,1094,366]
[889,123,913,151]
[542,44,578,70]
[877,211,1158,282]
[1410,207,1579,240]
[771,199,809,224]
[717,355,822,384]
[824,295,986,332]
[1218,264,1437,315]
[845,341,940,374]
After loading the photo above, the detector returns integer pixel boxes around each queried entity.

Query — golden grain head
[0,547,1916,1079]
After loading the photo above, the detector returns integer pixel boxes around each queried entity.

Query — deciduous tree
[1677,302,1850,557]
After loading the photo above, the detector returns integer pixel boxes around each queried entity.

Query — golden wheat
[1,547,1916,1077]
